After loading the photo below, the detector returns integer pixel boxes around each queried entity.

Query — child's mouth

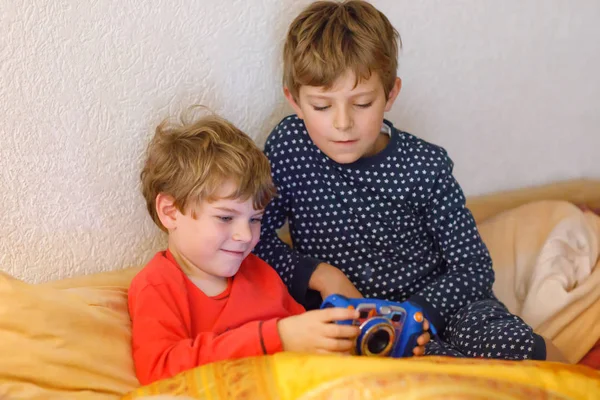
[333,139,358,145]
[221,249,245,257]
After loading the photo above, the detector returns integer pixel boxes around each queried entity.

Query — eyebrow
[214,207,240,214]
[306,90,377,100]
[214,207,264,216]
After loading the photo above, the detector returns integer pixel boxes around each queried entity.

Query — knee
[451,298,505,322]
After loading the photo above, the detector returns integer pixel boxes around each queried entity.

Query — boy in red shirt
[128,110,366,385]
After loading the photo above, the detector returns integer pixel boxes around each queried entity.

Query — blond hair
[283,0,400,100]
[140,107,276,232]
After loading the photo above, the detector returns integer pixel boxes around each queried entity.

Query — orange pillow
[0,272,139,400]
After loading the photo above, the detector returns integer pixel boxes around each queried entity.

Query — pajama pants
[425,298,547,360]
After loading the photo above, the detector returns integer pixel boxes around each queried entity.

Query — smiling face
[157,181,264,285]
[285,70,401,164]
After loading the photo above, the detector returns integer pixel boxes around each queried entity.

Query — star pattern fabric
[253,115,546,360]
[425,298,539,359]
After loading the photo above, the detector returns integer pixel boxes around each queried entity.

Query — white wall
[1,0,599,283]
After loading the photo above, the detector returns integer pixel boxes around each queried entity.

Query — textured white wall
[1,0,599,283]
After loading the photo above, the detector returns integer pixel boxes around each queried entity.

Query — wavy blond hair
[283,0,401,100]
[140,107,276,232]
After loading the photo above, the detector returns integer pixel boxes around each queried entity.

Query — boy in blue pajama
[254,0,564,361]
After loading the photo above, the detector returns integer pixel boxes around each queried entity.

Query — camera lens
[366,329,391,355]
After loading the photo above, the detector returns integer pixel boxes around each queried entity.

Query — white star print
[254,115,541,362]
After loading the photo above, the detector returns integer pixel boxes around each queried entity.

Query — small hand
[310,263,363,300]
[412,319,431,356]
[278,307,361,354]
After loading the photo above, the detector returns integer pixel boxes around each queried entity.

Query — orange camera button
[414,312,424,323]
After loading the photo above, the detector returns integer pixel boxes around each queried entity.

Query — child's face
[164,181,264,280]
[285,70,401,164]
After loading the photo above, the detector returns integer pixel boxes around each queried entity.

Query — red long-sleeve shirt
[128,250,305,385]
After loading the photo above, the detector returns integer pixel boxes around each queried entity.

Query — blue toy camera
[321,294,437,358]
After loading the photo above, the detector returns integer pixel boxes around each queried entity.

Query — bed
[0,178,598,399]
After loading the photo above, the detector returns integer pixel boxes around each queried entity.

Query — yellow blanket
[123,352,600,400]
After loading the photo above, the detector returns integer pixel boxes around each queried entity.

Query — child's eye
[312,105,330,111]
[250,217,263,224]
[355,102,373,109]
[217,216,233,222]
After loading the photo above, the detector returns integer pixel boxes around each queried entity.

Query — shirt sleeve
[129,283,282,385]
[408,150,495,334]
[252,129,323,306]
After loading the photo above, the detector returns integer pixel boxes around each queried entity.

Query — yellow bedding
[478,200,600,363]
[123,352,600,400]
[1,179,599,400]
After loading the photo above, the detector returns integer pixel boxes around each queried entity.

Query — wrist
[260,318,283,354]
[277,317,292,351]
[309,263,337,292]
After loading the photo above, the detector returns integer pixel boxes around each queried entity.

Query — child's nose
[333,107,353,131]
[232,222,252,242]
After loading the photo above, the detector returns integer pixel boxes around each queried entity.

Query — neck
[364,132,390,158]
[168,244,228,296]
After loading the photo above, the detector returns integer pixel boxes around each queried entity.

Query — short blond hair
[283,0,400,100]
[140,108,276,232]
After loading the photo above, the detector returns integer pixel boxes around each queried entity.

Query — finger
[319,337,355,353]
[318,307,359,322]
[417,332,431,346]
[323,322,360,339]
[423,319,430,331]
[413,346,425,356]
[315,348,352,356]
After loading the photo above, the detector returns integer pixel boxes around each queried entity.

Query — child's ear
[283,87,305,119]
[384,77,402,112]
[156,193,179,230]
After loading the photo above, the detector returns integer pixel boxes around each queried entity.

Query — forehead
[202,193,264,213]
[300,70,384,97]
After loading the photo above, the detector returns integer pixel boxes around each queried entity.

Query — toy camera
[321,294,437,358]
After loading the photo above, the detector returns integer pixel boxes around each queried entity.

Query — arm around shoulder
[253,125,324,306]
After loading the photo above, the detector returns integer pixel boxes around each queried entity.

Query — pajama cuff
[531,333,547,360]
[290,256,322,307]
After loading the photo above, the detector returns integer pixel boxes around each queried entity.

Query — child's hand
[278,307,360,354]
[412,319,431,356]
[309,263,363,300]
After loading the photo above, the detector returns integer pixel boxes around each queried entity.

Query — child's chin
[323,148,364,164]
[329,153,362,164]
[221,265,241,277]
